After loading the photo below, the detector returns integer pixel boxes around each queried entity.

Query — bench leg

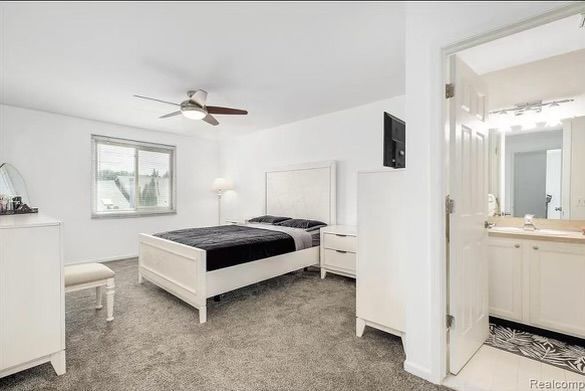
[105,278,115,322]
[96,286,104,309]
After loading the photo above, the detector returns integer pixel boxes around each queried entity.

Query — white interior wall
[0,104,220,264]
[403,1,570,383]
[219,97,405,226]
[482,49,585,111]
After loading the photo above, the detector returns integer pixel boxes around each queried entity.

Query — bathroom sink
[537,229,575,236]
[489,227,524,233]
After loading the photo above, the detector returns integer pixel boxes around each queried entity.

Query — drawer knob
[335,250,347,254]
[514,244,520,248]
[533,246,539,250]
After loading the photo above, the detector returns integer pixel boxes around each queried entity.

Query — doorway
[444,7,585,390]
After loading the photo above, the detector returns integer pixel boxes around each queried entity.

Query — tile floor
[443,345,585,391]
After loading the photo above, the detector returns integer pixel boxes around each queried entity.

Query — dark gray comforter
[154,225,296,271]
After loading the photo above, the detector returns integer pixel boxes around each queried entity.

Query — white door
[448,55,490,375]
[545,149,562,219]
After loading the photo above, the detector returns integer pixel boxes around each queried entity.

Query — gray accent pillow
[248,215,292,224]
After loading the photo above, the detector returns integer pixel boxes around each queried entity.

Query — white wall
[0,105,219,264]
[482,49,585,112]
[403,1,570,383]
[219,97,405,225]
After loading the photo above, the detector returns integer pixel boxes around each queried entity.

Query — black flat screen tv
[383,112,405,168]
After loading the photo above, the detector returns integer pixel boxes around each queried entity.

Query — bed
[138,161,336,323]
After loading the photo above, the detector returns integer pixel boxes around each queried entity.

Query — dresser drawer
[323,233,356,252]
[322,248,356,272]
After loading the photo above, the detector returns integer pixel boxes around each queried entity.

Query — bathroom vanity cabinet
[488,235,585,338]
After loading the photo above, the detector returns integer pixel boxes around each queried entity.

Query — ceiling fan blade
[189,89,208,107]
[206,106,248,115]
[202,113,219,126]
[159,111,182,119]
[134,94,180,106]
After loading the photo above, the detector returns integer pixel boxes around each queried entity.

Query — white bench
[64,263,115,321]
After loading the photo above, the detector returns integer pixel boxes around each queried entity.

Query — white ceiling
[459,14,585,75]
[0,2,404,138]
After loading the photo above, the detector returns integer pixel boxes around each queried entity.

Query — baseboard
[65,254,138,265]
[403,360,435,383]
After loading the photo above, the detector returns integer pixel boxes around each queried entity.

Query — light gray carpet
[0,259,449,391]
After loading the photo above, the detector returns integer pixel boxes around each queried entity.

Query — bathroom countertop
[488,227,585,244]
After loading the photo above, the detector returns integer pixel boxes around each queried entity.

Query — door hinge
[446,195,455,214]
[445,83,455,99]
[446,314,455,329]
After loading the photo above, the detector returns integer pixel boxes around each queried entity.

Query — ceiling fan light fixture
[181,106,207,120]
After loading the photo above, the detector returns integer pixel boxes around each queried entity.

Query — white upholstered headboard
[265,161,336,225]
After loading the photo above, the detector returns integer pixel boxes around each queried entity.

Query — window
[92,135,176,217]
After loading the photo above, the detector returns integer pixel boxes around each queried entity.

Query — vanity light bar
[490,99,575,116]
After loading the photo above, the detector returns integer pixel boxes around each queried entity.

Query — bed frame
[138,161,336,323]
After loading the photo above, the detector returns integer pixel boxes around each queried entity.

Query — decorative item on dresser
[319,225,357,279]
[0,163,39,215]
[356,169,405,339]
[0,214,65,378]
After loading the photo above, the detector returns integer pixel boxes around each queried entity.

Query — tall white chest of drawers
[356,170,405,339]
[0,214,65,378]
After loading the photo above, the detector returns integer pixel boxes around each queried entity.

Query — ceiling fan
[133,90,248,126]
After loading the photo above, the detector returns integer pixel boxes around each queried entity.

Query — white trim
[439,2,585,385]
[66,254,137,265]
[404,360,434,382]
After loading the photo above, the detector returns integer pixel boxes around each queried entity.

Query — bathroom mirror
[488,117,584,220]
[0,163,31,205]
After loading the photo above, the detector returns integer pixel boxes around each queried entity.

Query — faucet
[523,214,537,231]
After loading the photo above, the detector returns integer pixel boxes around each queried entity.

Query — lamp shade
[212,177,233,192]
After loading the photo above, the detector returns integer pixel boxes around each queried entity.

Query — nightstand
[320,225,357,279]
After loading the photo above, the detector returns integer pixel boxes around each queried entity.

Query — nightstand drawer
[323,233,356,252]
[323,248,356,272]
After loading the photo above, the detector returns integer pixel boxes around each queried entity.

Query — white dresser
[320,225,357,279]
[0,214,65,378]
[356,170,405,338]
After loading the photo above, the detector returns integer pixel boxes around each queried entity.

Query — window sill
[91,210,177,219]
